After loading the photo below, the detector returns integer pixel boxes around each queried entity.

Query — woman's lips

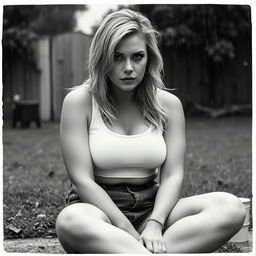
[120,77,136,84]
[121,77,135,81]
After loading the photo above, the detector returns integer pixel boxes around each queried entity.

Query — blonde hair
[86,8,168,130]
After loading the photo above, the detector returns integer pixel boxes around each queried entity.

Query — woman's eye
[133,54,144,61]
[114,55,122,61]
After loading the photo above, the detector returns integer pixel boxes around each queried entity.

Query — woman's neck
[111,86,136,108]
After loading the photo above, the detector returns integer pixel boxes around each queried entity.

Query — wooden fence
[162,38,252,111]
[51,32,91,119]
[3,32,92,121]
[3,50,40,120]
[3,33,252,121]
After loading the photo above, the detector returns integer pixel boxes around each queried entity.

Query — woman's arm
[150,91,186,225]
[60,86,140,239]
[139,91,186,253]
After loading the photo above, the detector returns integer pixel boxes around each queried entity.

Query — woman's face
[108,32,148,92]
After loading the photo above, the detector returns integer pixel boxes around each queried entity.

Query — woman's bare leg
[56,203,151,253]
[162,192,245,253]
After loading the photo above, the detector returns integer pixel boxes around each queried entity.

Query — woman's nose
[124,59,133,74]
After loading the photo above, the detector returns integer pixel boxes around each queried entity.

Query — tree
[31,5,87,36]
[3,5,87,61]
[92,5,251,62]
[130,4,251,62]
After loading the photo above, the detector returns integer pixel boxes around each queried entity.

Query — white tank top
[89,96,167,183]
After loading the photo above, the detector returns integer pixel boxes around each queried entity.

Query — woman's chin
[114,83,139,92]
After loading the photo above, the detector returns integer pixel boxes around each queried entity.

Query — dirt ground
[3,231,253,254]
[3,238,65,254]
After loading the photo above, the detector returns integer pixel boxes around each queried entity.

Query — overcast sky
[75,4,119,34]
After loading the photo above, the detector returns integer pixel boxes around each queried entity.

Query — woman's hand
[139,220,167,253]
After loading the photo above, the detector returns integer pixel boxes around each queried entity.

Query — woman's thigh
[164,192,243,230]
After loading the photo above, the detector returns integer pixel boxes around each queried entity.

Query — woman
[55,9,245,253]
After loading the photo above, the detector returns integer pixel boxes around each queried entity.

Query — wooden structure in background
[51,32,91,120]
[3,32,251,121]
[12,100,41,128]
[37,37,51,121]
[162,38,252,111]
[3,50,40,121]
[3,31,92,121]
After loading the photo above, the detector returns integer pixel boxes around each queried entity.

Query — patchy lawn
[3,117,252,245]
[182,116,252,198]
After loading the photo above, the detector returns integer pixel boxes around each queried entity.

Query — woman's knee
[210,192,245,232]
[56,203,110,240]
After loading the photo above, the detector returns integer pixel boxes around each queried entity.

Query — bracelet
[147,218,163,228]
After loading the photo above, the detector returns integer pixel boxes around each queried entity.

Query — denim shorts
[64,179,159,230]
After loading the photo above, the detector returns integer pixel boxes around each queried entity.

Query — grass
[3,116,252,251]
[182,116,252,198]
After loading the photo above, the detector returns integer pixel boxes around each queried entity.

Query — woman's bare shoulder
[157,89,185,131]
[63,84,92,114]
[157,88,183,111]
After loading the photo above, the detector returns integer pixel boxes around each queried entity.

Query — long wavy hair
[85,8,168,130]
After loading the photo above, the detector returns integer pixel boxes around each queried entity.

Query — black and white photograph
[2,1,254,254]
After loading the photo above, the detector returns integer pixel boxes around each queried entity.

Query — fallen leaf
[45,235,55,238]
[37,214,46,219]
[47,229,56,235]
[8,224,22,233]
